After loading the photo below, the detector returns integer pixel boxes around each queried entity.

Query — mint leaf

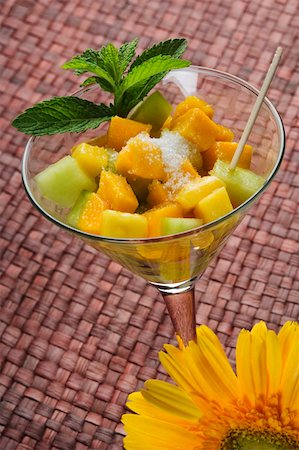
[99,43,121,83]
[12,97,113,136]
[119,73,166,117]
[115,55,189,111]
[130,38,188,70]
[12,38,191,136]
[118,38,138,73]
[62,50,116,92]
[120,55,189,93]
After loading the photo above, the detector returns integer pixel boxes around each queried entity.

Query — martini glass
[21,66,285,345]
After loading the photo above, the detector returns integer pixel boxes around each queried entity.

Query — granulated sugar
[154,130,198,195]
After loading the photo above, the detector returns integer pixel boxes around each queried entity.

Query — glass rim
[22,65,285,244]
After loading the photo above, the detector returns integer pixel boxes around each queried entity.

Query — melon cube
[161,217,203,236]
[34,156,96,208]
[194,186,233,224]
[87,133,108,147]
[143,202,183,237]
[116,135,166,180]
[202,142,252,172]
[67,191,91,227]
[210,159,265,207]
[97,170,138,213]
[130,91,172,132]
[176,176,225,210]
[100,210,148,238]
[107,116,152,151]
[72,142,108,177]
[170,107,218,151]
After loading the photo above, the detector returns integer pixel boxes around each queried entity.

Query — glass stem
[161,285,196,346]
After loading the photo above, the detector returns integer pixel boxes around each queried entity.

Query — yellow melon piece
[77,193,106,234]
[107,116,152,151]
[97,170,138,213]
[216,124,234,142]
[173,96,214,120]
[176,176,224,211]
[116,135,166,180]
[147,180,168,207]
[143,202,183,237]
[100,210,148,238]
[194,186,233,224]
[72,143,108,177]
[202,141,252,172]
[170,108,219,152]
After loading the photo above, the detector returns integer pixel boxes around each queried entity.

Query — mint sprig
[12,38,190,136]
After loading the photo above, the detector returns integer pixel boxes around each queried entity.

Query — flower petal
[122,415,203,450]
[142,380,201,422]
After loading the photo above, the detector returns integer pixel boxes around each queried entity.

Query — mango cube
[67,192,106,234]
[170,108,219,152]
[173,96,214,120]
[116,135,166,180]
[100,210,148,238]
[176,176,224,210]
[97,170,138,213]
[194,186,233,223]
[143,202,183,237]
[72,143,108,177]
[147,180,168,207]
[78,193,106,234]
[107,116,152,151]
[180,159,199,179]
[202,141,252,172]
[216,124,234,142]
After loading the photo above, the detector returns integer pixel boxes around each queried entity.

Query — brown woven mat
[1,0,298,448]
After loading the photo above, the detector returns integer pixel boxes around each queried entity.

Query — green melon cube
[34,156,97,208]
[161,217,203,236]
[210,159,265,207]
[66,191,91,227]
[130,91,172,131]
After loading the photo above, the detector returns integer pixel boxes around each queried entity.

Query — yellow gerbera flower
[122,321,299,449]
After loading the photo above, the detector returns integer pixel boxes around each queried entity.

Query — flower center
[220,428,299,450]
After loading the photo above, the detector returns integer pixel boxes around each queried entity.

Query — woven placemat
[1,0,298,448]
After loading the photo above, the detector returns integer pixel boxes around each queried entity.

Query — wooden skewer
[229,46,283,171]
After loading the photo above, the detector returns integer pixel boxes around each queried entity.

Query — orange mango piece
[180,159,199,179]
[107,116,152,151]
[173,96,214,120]
[170,108,219,152]
[202,141,252,172]
[143,202,183,237]
[97,170,138,213]
[77,193,106,234]
[147,180,168,207]
[116,136,166,180]
[216,124,234,142]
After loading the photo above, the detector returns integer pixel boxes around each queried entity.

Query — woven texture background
[1,0,298,448]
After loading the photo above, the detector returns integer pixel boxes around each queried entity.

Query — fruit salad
[34,92,265,238]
